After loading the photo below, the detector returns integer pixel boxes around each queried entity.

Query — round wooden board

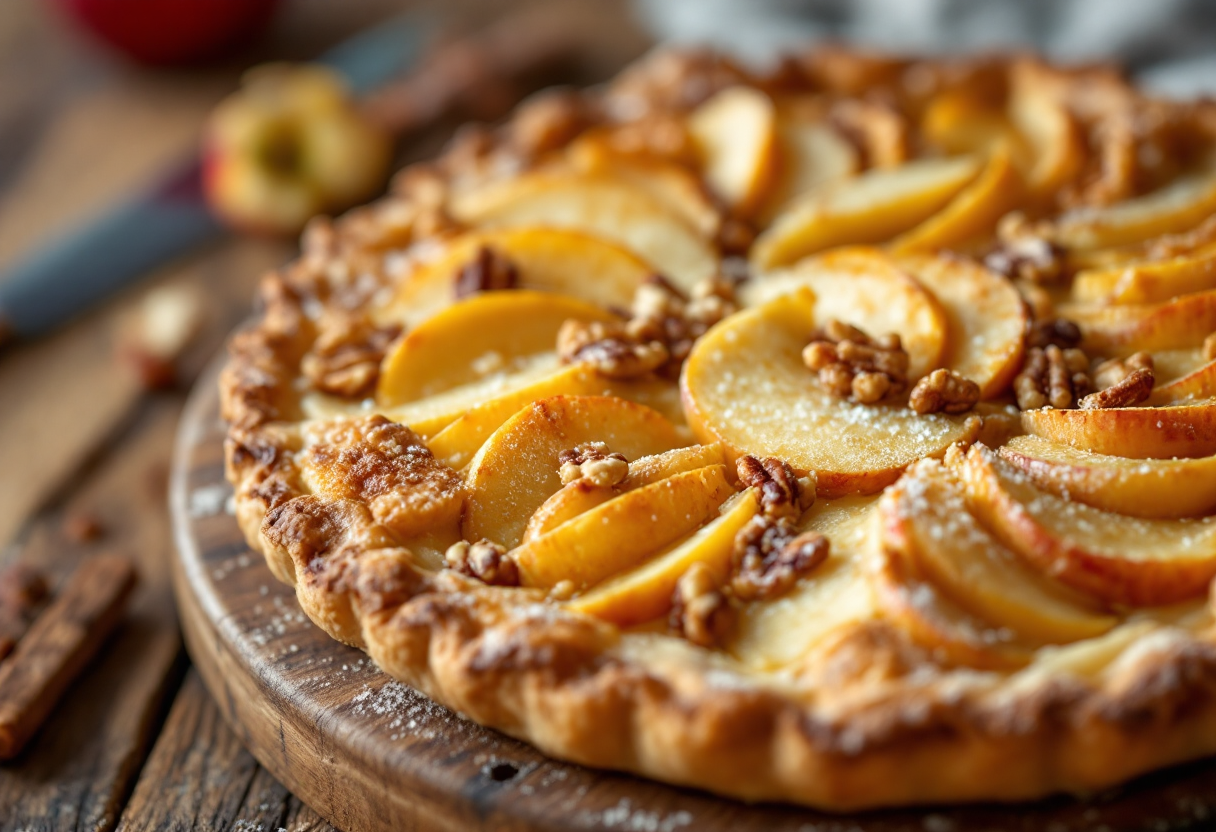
[172,359,1216,832]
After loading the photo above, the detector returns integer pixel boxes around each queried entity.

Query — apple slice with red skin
[1021,403,1216,460]
[959,444,1216,607]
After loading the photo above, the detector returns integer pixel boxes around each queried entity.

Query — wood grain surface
[171,358,1216,832]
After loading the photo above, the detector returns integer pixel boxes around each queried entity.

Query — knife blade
[0,10,436,344]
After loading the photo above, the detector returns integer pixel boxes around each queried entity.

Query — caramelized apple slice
[522,443,727,543]
[384,228,654,327]
[1000,434,1216,519]
[750,155,982,268]
[1022,403,1216,460]
[688,86,778,216]
[870,509,1031,670]
[922,90,1022,159]
[1053,167,1216,251]
[897,253,1027,397]
[1149,359,1216,405]
[1071,245,1216,305]
[449,171,719,290]
[960,445,1216,606]
[566,488,758,625]
[1063,290,1216,356]
[742,247,948,379]
[681,292,979,496]
[513,464,734,589]
[377,290,617,407]
[729,496,879,670]
[463,395,686,549]
[892,146,1022,252]
[881,459,1116,642]
[759,115,859,225]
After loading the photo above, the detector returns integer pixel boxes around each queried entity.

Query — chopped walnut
[301,312,403,398]
[1205,332,1216,362]
[556,319,669,379]
[736,455,815,518]
[445,539,520,587]
[1014,345,1092,410]
[669,562,733,648]
[909,369,980,415]
[985,213,1064,285]
[1092,352,1154,390]
[558,442,629,487]
[1080,368,1155,409]
[1027,318,1083,350]
[454,245,519,298]
[730,515,829,601]
[802,320,909,404]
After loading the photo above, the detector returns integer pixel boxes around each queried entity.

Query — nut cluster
[909,369,980,415]
[736,455,815,518]
[454,245,519,298]
[984,213,1064,285]
[1015,334,1155,411]
[669,562,734,648]
[802,320,909,404]
[558,442,629,487]
[730,515,830,602]
[444,539,520,587]
[557,273,738,379]
[301,312,403,398]
[1014,345,1093,410]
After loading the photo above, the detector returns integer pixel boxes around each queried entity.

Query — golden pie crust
[222,46,1216,810]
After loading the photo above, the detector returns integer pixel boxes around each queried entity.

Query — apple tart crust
[222,46,1216,810]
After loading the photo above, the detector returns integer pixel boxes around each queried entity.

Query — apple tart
[221,46,1216,810]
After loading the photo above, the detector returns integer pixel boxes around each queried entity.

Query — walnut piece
[1014,345,1092,410]
[558,442,629,487]
[909,369,980,415]
[730,515,829,601]
[557,319,668,379]
[445,539,520,587]
[669,562,733,648]
[1080,368,1155,409]
[802,319,909,404]
[301,312,403,398]
[454,245,519,298]
[1091,352,1154,390]
[985,213,1064,284]
[736,455,814,518]
[1027,318,1083,350]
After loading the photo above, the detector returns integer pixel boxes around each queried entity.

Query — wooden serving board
[171,361,1216,832]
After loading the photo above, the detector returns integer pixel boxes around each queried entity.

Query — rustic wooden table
[0,2,644,829]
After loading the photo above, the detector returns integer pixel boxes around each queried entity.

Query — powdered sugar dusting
[576,798,693,831]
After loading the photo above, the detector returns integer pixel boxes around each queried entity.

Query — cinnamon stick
[0,554,136,759]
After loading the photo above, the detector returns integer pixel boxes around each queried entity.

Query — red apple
[202,63,392,237]
[51,0,280,66]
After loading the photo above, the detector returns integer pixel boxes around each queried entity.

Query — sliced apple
[566,488,759,625]
[742,247,948,379]
[449,171,719,291]
[869,510,1031,670]
[759,115,859,225]
[1063,290,1216,357]
[376,290,617,407]
[1007,62,1085,199]
[960,444,1216,606]
[681,292,979,497]
[880,459,1116,643]
[1053,167,1216,251]
[729,495,880,670]
[688,85,778,217]
[891,146,1023,252]
[922,90,1021,159]
[1000,433,1216,519]
[896,253,1027,397]
[513,464,734,590]
[1150,358,1216,405]
[463,395,686,549]
[423,364,609,469]
[1071,245,1216,305]
[750,155,982,269]
[383,227,655,328]
[522,443,727,543]
[1155,347,1213,383]
[1022,403,1216,460]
